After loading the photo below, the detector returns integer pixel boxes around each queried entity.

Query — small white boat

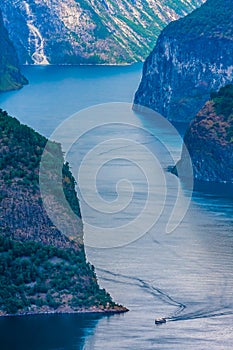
[155,317,166,325]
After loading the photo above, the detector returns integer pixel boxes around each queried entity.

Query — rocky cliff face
[134,0,233,122]
[0,0,205,65]
[0,11,27,92]
[0,110,126,315]
[175,85,233,183]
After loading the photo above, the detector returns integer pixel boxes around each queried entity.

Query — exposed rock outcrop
[134,0,233,122]
[0,0,205,65]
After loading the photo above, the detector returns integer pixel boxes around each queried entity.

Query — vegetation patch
[211,84,233,142]
[0,234,114,315]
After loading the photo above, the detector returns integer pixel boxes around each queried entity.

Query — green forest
[0,233,114,314]
[0,110,117,315]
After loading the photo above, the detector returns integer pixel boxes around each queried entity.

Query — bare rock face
[175,85,233,183]
[134,0,233,122]
[0,0,205,65]
[0,11,27,91]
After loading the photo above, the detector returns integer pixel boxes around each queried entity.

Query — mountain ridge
[0,0,205,65]
[134,0,233,122]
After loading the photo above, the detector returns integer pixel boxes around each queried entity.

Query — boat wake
[96,267,233,323]
[96,268,185,320]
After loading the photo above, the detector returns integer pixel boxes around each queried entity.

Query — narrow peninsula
[0,110,127,316]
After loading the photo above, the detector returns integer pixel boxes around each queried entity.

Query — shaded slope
[0,11,27,92]
[175,85,233,183]
[134,0,233,122]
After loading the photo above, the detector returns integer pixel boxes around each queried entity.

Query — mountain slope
[175,85,233,183]
[0,0,205,65]
[134,0,233,122]
[0,11,27,92]
[0,110,126,315]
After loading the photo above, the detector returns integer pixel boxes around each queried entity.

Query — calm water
[0,65,233,349]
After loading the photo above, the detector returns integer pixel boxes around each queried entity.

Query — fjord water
[1,65,233,349]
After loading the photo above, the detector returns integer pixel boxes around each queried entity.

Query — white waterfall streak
[23,1,49,64]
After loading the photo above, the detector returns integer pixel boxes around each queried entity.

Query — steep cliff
[175,85,233,183]
[134,0,233,122]
[0,110,126,316]
[0,0,205,65]
[0,11,27,92]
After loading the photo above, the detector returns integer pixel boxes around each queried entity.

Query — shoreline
[21,62,141,68]
[0,306,129,318]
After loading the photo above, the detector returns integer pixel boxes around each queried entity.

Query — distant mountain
[134,0,233,122]
[0,11,27,92]
[0,110,127,315]
[0,0,205,65]
[175,85,233,183]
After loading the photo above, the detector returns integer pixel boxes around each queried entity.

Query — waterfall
[23,1,49,65]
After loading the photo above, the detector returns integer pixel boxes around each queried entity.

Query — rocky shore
[0,305,129,317]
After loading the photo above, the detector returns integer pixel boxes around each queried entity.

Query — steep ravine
[134,0,233,122]
[0,110,127,316]
[0,0,205,65]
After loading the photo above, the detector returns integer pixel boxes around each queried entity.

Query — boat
[155,317,166,325]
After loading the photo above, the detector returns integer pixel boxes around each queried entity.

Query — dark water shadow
[0,313,104,350]
[193,180,233,199]
[171,121,190,138]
